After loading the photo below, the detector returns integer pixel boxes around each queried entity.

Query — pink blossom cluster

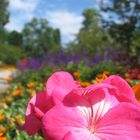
[19,71,140,140]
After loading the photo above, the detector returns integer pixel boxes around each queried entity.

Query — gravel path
[0,69,18,91]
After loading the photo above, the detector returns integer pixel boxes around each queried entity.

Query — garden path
[0,68,18,91]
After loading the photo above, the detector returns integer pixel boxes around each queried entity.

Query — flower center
[89,124,95,133]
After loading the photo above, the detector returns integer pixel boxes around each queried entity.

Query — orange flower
[95,77,101,83]
[4,77,13,82]
[26,82,35,88]
[80,81,91,87]
[102,73,108,79]
[0,127,6,134]
[103,71,110,76]
[0,114,4,121]
[96,72,108,79]
[0,136,7,140]
[95,73,108,83]
[12,90,22,96]
[9,118,15,124]
[0,65,15,70]
[132,82,140,101]
[0,127,7,140]
[73,72,80,79]
[96,74,103,79]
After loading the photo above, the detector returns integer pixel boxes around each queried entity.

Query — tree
[74,8,109,56]
[100,0,140,56]
[22,18,61,57]
[0,0,9,43]
[0,0,9,28]
[7,31,22,46]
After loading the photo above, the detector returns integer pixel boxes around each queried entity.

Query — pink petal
[26,91,51,115]
[42,103,88,140]
[46,71,80,96]
[87,87,119,124]
[32,106,44,120]
[102,75,136,103]
[63,131,101,140]
[96,103,140,140]
[20,91,52,135]
[64,85,119,123]
[19,111,42,136]
[51,86,74,105]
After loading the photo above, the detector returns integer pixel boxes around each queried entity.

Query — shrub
[0,44,25,65]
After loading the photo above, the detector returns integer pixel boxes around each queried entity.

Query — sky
[5,0,99,44]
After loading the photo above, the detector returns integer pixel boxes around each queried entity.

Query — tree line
[0,0,140,66]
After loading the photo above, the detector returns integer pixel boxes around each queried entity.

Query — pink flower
[42,75,140,140]
[19,71,79,136]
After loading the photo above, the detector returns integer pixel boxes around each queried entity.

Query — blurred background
[0,0,140,67]
[0,0,140,139]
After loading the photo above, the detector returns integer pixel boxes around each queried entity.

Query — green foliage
[131,30,140,62]
[0,0,9,43]
[66,61,78,73]
[66,61,125,81]
[0,28,7,43]
[0,44,25,64]
[69,8,109,56]
[100,0,140,63]
[22,18,61,57]
[0,0,9,28]
[94,61,125,75]
[79,64,94,81]
[7,30,23,46]
[77,61,125,81]
[15,70,42,86]
[15,65,60,86]
[39,66,57,81]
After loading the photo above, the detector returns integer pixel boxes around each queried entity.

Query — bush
[78,61,125,81]
[0,44,25,65]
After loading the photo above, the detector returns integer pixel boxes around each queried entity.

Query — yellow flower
[5,96,13,104]
[12,90,22,96]
[9,118,15,126]
[0,102,8,109]
[15,115,25,125]
[40,83,44,88]
[28,90,36,98]
[26,82,35,88]
[133,82,140,101]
